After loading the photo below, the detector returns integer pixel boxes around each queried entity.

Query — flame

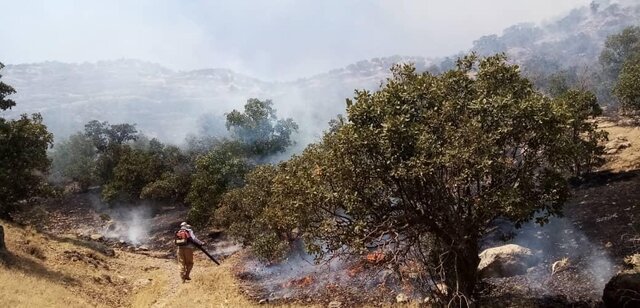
[365,251,386,264]
[284,275,315,288]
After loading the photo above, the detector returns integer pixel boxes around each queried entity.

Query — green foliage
[186,140,250,227]
[186,99,299,227]
[216,165,289,260]
[0,62,53,218]
[600,26,640,79]
[553,89,607,175]
[101,136,191,203]
[226,98,298,160]
[84,120,138,153]
[545,71,575,98]
[140,171,191,201]
[0,63,16,111]
[83,120,139,185]
[101,146,162,201]
[216,156,320,261]
[184,135,224,158]
[614,54,640,109]
[54,119,192,204]
[219,54,605,302]
[50,133,97,189]
[139,141,193,202]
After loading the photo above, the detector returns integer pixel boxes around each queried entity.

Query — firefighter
[175,222,205,282]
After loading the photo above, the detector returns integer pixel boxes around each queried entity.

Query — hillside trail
[130,251,250,307]
[128,249,317,308]
[0,219,321,308]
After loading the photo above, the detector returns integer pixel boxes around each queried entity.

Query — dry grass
[131,253,323,308]
[599,120,640,172]
[0,269,93,308]
[0,221,425,307]
[0,222,100,307]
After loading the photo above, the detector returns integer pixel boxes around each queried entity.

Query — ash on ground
[233,243,422,306]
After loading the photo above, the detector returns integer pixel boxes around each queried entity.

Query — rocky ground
[475,119,640,307]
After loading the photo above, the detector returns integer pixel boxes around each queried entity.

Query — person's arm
[188,229,205,245]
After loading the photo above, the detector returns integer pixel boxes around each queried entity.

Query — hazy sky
[1,0,592,80]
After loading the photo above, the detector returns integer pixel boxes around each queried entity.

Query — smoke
[238,240,406,302]
[484,215,616,293]
[103,205,151,245]
[86,194,152,246]
[7,1,639,148]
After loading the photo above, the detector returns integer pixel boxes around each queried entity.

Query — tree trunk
[442,240,480,307]
[0,225,5,251]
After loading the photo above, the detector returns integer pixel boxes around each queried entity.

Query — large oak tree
[219,54,605,305]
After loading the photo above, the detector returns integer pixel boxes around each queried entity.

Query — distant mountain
[3,0,640,147]
[2,56,433,145]
[471,0,640,94]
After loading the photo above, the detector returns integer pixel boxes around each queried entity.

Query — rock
[478,244,539,278]
[602,270,640,307]
[551,257,570,275]
[137,245,149,251]
[63,182,82,195]
[625,254,640,269]
[604,137,632,155]
[328,301,342,308]
[90,234,104,241]
[258,299,268,305]
[605,148,619,155]
[396,293,409,303]
[617,118,640,126]
[105,221,117,232]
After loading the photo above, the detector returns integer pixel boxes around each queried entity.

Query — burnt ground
[478,170,640,307]
[232,248,421,307]
[230,169,640,307]
[568,170,640,262]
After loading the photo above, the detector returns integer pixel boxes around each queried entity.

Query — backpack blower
[176,229,220,265]
[194,242,220,265]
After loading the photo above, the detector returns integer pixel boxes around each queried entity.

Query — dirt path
[129,251,317,308]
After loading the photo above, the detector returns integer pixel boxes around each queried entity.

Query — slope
[0,221,315,308]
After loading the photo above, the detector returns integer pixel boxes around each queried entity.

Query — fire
[284,275,315,288]
[365,251,386,264]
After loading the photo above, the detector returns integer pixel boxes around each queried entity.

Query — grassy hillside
[0,221,322,308]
